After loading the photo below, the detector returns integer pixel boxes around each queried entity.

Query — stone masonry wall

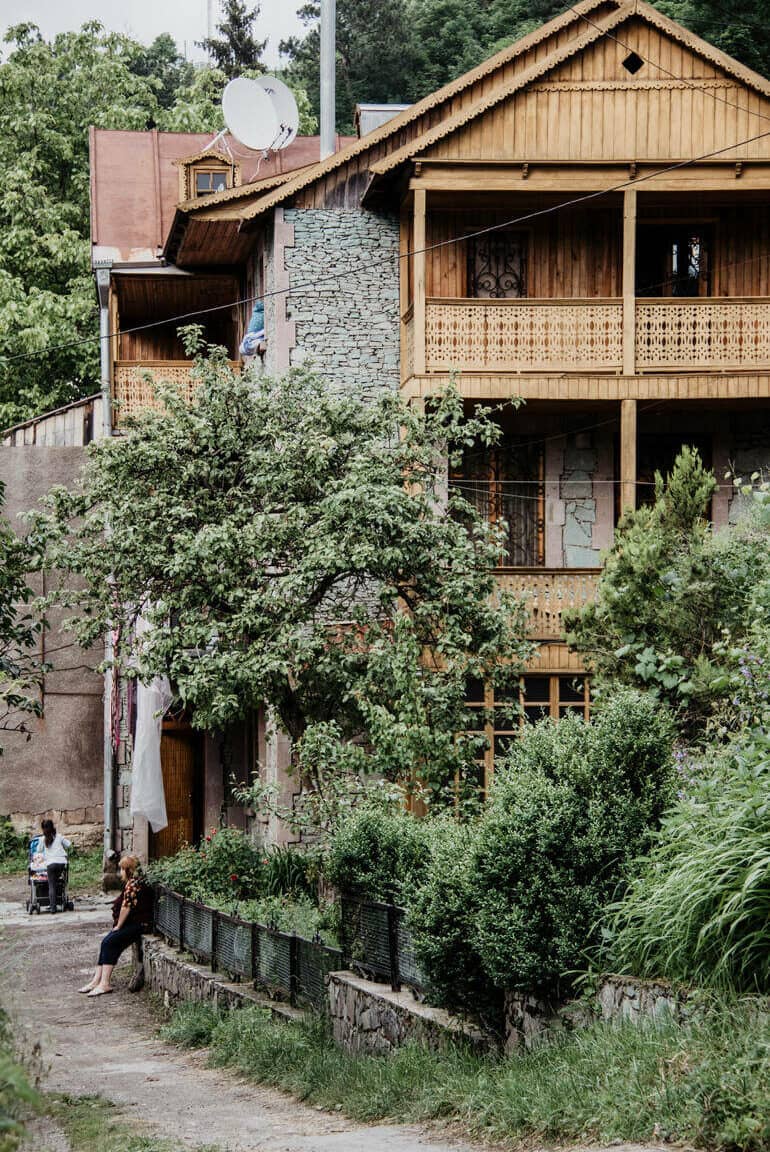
[280,209,400,396]
[545,429,614,567]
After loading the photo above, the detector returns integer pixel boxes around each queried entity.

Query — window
[468,230,528,298]
[194,168,230,197]
[450,439,545,566]
[636,225,712,297]
[465,675,591,794]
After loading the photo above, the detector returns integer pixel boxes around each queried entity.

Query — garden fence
[152,884,422,1011]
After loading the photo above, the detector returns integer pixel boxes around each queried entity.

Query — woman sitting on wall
[79,855,153,997]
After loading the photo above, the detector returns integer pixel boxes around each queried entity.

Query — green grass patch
[0,1011,38,1152]
[67,847,103,892]
[162,995,770,1151]
[48,1093,222,1152]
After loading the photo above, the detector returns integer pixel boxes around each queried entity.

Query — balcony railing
[424,298,623,373]
[497,568,601,640]
[636,298,770,370]
[113,360,240,425]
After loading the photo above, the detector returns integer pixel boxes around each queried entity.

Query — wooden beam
[623,187,637,376]
[413,188,427,375]
[620,398,637,512]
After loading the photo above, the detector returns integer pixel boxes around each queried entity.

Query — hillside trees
[0,482,42,754]
[34,344,531,816]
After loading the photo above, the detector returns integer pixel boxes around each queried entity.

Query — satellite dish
[222,77,279,151]
[255,75,300,150]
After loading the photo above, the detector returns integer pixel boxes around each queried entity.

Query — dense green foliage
[325,798,429,903]
[146,827,264,902]
[36,354,530,823]
[0,484,42,754]
[0,1013,36,1152]
[163,996,770,1152]
[199,0,267,79]
[566,449,770,735]
[609,733,770,991]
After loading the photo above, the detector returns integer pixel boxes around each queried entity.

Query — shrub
[407,818,501,1026]
[325,800,429,904]
[262,844,317,899]
[473,690,675,999]
[147,827,264,901]
[610,734,770,991]
[0,819,26,873]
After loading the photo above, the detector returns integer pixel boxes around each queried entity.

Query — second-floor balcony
[497,568,601,640]
[113,360,240,426]
[406,296,770,377]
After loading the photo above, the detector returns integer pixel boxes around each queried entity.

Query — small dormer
[175,148,242,202]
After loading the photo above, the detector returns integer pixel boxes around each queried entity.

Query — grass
[162,995,770,1152]
[0,1011,38,1152]
[47,1094,223,1152]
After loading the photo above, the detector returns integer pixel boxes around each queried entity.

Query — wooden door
[150,729,195,858]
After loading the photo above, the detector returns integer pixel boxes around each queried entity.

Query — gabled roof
[236,0,770,225]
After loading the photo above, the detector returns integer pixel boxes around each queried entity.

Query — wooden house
[95,0,770,847]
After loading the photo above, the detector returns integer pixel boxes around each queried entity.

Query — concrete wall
[0,446,103,844]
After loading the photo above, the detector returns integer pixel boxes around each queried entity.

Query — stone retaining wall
[328,971,489,1056]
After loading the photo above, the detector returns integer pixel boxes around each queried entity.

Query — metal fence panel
[256,927,292,998]
[155,887,181,944]
[215,913,253,979]
[340,897,391,982]
[296,939,343,1011]
[182,901,213,960]
[396,915,424,990]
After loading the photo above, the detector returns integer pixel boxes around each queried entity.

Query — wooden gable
[419,15,770,165]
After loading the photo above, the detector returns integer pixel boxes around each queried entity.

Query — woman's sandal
[77,985,96,994]
[86,987,113,996]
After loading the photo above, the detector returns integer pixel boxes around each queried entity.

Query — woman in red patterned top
[78,855,153,997]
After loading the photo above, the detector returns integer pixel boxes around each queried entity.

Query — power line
[4,121,770,367]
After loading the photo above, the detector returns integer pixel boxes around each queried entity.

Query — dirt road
[0,896,479,1152]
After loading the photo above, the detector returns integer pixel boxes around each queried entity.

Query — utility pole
[207,0,215,43]
[320,0,336,159]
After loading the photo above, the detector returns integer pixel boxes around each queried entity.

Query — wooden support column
[413,188,427,374]
[622,187,637,376]
[620,398,637,512]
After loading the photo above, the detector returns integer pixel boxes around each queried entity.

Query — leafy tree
[130,33,196,111]
[656,0,770,80]
[281,0,422,134]
[199,0,267,79]
[0,22,162,429]
[35,342,531,813]
[565,448,770,736]
[0,481,42,754]
[157,64,318,135]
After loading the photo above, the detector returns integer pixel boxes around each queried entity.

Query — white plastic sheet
[130,676,173,833]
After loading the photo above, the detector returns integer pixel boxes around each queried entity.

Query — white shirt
[40,833,71,866]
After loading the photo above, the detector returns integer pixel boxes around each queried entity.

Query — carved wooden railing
[424,298,623,373]
[497,568,601,639]
[113,360,240,425]
[636,298,770,370]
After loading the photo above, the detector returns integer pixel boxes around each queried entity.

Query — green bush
[407,818,501,1026]
[325,800,429,904]
[147,827,264,901]
[262,844,317,900]
[0,1012,36,1152]
[472,690,675,1000]
[0,819,26,875]
[610,733,770,991]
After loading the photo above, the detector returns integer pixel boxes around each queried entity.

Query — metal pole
[320,0,336,160]
[95,267,114,869]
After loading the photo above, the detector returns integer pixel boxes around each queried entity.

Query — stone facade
[267,208,400,396]
[328,971,489,1056]
[545,428,614,567]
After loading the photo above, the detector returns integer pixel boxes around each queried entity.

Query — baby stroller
[26,836,74,914]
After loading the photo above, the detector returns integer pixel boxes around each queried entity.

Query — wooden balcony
[636,298,770,370]
[424,298,623,373]
[113,360,240,425]
[402,297,770,379]
[497,568,601,640]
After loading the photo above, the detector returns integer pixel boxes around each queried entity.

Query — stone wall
[276,208,400,396]
[328,971,489,1056]
[545,428,614,567]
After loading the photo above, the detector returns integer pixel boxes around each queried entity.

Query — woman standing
[39,819,70,914]
[79,855,153,997]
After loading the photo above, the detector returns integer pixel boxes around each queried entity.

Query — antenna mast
[320,0,336,160]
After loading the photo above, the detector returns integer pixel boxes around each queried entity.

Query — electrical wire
[4,118,770,366]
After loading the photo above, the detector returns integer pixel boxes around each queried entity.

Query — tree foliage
[35,342,531,810]
[199,0,267,79]
[0,481,42,754]
[565,448,770,736]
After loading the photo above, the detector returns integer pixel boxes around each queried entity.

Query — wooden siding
[423,18,770,166]
[402,372,770,402]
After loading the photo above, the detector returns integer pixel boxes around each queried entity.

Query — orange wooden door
[150,729,195,858]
